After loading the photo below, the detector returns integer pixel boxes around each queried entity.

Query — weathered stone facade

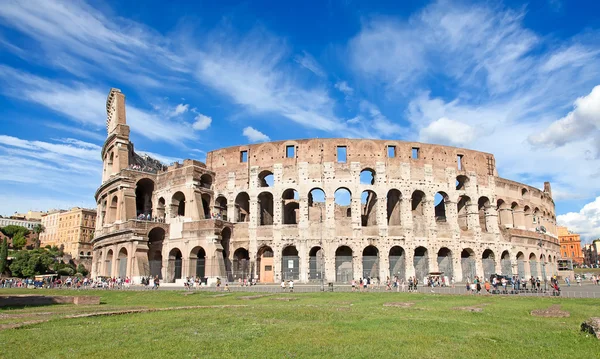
[92,89,560,284]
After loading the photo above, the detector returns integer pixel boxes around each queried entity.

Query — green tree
[0,225,30,239]
[32,224,45,249]
[77,263,89,277]
[0,238,8,274]
[12,233,27,250]
[9,248,56,278]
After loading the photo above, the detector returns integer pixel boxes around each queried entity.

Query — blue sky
[1,0,600,241]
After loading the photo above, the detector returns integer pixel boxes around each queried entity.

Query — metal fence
[335,256,353,283]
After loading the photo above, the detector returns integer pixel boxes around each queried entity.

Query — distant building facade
[40,208,96,259]
[0,216,41,231]
[583,240,599,267]
[12,210,47,221]
[557,226,583,265]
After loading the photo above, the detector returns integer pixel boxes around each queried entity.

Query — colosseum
[91,88,560,285]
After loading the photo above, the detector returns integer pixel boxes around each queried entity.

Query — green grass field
[1,289,598,358]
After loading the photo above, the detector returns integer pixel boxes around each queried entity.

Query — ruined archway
[105,249,113,277]
[201,193,211,219]
[478,197,490,232]
[167,248,183,282]
[117,247,128,278]
[135,178,154,218]
[232,248,250,281]
[413,246,429,281]
[108,196,118,223]
[257,246,274,283]
[157,197,166,220]
[386,189,402,226]
[457,195,471,231]
[516,252,525,278]
[437,247,453,278]
[258,191,274,225]
[282,189,299,225]
[334,188,352,221]
[200,173,213,189]
[171,192,186,217]
[309,246,324,281]
[221,227,231,280]
[258,170,274,187]
[434,192,450,223]
[529,253,538,278]
[389,246,405,280]
[482,249,495,280]
[282,246,299,280]
[456,175,469,190]
[411,190,425,219]
[360,168,376,185]
[190,246,206,279]
[361,190,377,227]
[235,192,250,222]
[501,250,511,276]
[148,227,164,279]
[308,188,325,222]
[461,249,476,282]
[335,246,353,283]
[215,196,227,221]
[362,245,379,278]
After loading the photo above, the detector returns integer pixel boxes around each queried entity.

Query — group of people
[128,164,159,174]
[280,279,294,292]
[136,213,165,222]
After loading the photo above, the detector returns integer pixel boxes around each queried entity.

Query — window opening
[337,146,347,163]
[411,147,419,159]
[240,150,248,163]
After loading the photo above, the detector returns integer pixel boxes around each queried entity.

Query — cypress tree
[0,238,8,274]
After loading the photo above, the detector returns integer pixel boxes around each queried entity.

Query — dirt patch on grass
[383,302,414,308]
[531,305,570,318]
[454,306,484,312]
[270,297,298,302]
[581,317,600,339]
[238,295,270,300]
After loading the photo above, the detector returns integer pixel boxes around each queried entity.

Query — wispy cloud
[192,114,212,130]
[294,51,326,77]
[243,126,270,142]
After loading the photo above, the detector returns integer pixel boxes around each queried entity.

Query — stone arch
[258,170,274,187]
[258,191,274,225]
[434,191,450,223]
[386,189,402,226]
[221,227,232,279]
[360,168,376,185]
[460,248,476,281]
[521,188,528,197]
[308,188,325,222]
[200,173,213,189]
[362,245,379,278]
[334,187,352,221]
[190,246,206,278]
[108,195,118,223]
[457,195,471,231]
[232,248,250,281]
[171,191,186,217]
[413,246,429,281]
[157,197,166,220]
[201,193,211,219]
[282,245,299,280]
[282,188,299,225]
[482,249,495,279]
[478,196,490,232]
[411,190,425,217]
[117,247,128,278]
[389,246,405,279]
[235,192,250,222]
[516,251,525,278]
[523,206,532,229]
[361,190,378,226]
[501,250,511,276]
[105,249,114,277]
[257,246,274,283]
[215,196,227,220]
[335,245,353,283]
[308,246,325,281]
[135,178,154,218]
[437,247,453,277]
[148,227,165,279]
[167,248,183,282]
[529,252,538,278]
[456,175,469,190]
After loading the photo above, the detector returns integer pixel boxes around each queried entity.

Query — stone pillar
[111,245,118,278]
[499,208,513,228]
[227,196,235,223]
[325,243,336,283]
[298,197,309,228]
[423,199,436,233]
[299,240,308,282]
[325,196,335,227]
[430,250,439,273]
[405,248,415,278]
[523,259,531,278]
[274,198,283,226]
[401,198,413,230]
[486,207,500,234]
[273,246,282,283]
[445,201,459,231]
[475,254,484,279]
[467,203,480,232]
[380,250,389,280]
[513,209,525,229]
[452,253,462,282]
[353,251,362,281]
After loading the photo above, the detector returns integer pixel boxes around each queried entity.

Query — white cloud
[242,127,270,142]
[558,196,600,243]
[192,114,212,130]
[0,193,94,217]
[528,85,600,151]
[294,51,326,77]
[419,117,476,147]
[173,103,189,116]
[335,81,354,96]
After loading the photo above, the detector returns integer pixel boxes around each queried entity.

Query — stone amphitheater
[91,88,560,285]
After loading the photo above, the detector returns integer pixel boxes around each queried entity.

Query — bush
[77,263,89,277]
[57,267,75,276]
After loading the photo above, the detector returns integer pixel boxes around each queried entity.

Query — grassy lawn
[0,289,598,358]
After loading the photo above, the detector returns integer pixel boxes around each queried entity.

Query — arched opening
[386,189,402,226]
[221,227,231,280]
[108,196,118,223]
[335,246,353,283]
[360,168,376,185]
[437,247,453,277]
[413,246,429,281]
[389,246,405,279]
[523,206,532,229]
[201,193,211,219]
[482,249,495,279]
[258,191,274,225]
[461,249,476,281]
[282,246,299,280]
[308,188,325,222]
[117,247,128,278]
[411,190,425,218]
[434,192,449,223]
[501,251,511,276]
[334,188,352,221]
[309,246,324,281]
[540,254,547,280]
[457,195,471,231]
[190,246,206,279]
[533,207,540,226]
[100,200,107,226]
[511,202,522,228]
[147,227,165,279]
[171,192,186,217]
[167,248,183,282]
[135,178,154,218]
[521,188,528,197]
[157,197,166,220]
[96,251,103,275]
[516,252,525,278]
[529,253,538,278]
[346,208,352,217]
[215,196,227,221]
[361,190,377,226]
[258,170,274,187]
[456,175,469,190]
[362,245,379,278]
[282,189,299,224]
[108,152,114,173]
[257,246,274,283]
[232,248,250,281]
[235,192,250,222]
[105,249,113,277]
[200,173,212,189]
[478,197,490,232]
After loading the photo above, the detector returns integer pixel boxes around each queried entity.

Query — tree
[77,263,89,277]
[32,224,45,249]
[12,233,26,250]
[0,238,8,274]
[9,248,56,278]
[0,225,30,239]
